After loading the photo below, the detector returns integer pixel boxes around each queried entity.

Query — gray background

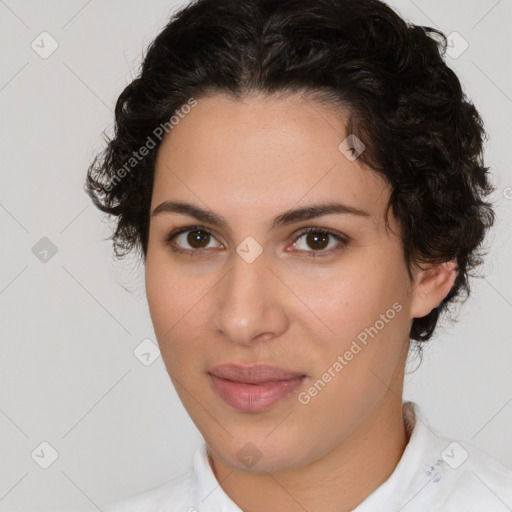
[0,0,511,510]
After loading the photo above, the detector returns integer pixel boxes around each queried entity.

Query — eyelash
[164,225,349,258]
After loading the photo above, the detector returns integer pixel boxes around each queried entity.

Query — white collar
[191,401,442,511]
[105,401,512,511]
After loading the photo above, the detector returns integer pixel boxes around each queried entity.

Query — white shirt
[103,401,512,511]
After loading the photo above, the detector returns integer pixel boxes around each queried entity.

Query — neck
[209,392,410,512]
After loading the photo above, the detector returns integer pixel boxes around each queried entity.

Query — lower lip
[209,374,306,413]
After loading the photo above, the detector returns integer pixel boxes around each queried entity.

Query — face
[145,92,420,473]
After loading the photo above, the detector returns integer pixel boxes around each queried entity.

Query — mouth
[208,364,307,413]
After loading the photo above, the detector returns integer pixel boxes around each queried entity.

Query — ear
[409,259,459,319]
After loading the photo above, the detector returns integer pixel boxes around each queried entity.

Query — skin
[144,92,457,512]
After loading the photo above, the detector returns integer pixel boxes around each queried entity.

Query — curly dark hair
[85,0,495,344]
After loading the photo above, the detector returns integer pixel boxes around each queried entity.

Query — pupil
[307,232,328,250]
[188,230,209,249]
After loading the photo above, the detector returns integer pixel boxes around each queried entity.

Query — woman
[86,0,512,510]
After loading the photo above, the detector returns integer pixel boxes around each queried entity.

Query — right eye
[165,226,224,255]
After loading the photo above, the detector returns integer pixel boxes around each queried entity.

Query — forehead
[152,93,390,224]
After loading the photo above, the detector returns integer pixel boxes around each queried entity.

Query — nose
[211,247,289,346]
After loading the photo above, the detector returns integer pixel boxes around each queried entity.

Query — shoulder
[433,438,512,510]
[402,402,512,511]
[100,443,230,512]
[382,402,512,512]
[102,471,196,512]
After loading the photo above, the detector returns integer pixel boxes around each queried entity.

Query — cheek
[145,248,197,328]
[298,256,411,390]
[145,264,175,338]
[145,255,215,376]
[145,258,189,350]
[301,262,405,340]
[297,277,409,431]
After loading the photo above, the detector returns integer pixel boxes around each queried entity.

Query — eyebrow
[151,200,370,232]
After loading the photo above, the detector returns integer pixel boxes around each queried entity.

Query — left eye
[165,226,348,256]
[168,227,222,252]
[292,228,347,254]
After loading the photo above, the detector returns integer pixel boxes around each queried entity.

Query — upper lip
[209,364,305,384]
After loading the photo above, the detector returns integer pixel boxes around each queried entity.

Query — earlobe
[409,259,458,319]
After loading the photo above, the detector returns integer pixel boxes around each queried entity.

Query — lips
[209,364,305,384]
[208,364,306,413]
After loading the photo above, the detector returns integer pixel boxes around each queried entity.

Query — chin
[207,431,312,474]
